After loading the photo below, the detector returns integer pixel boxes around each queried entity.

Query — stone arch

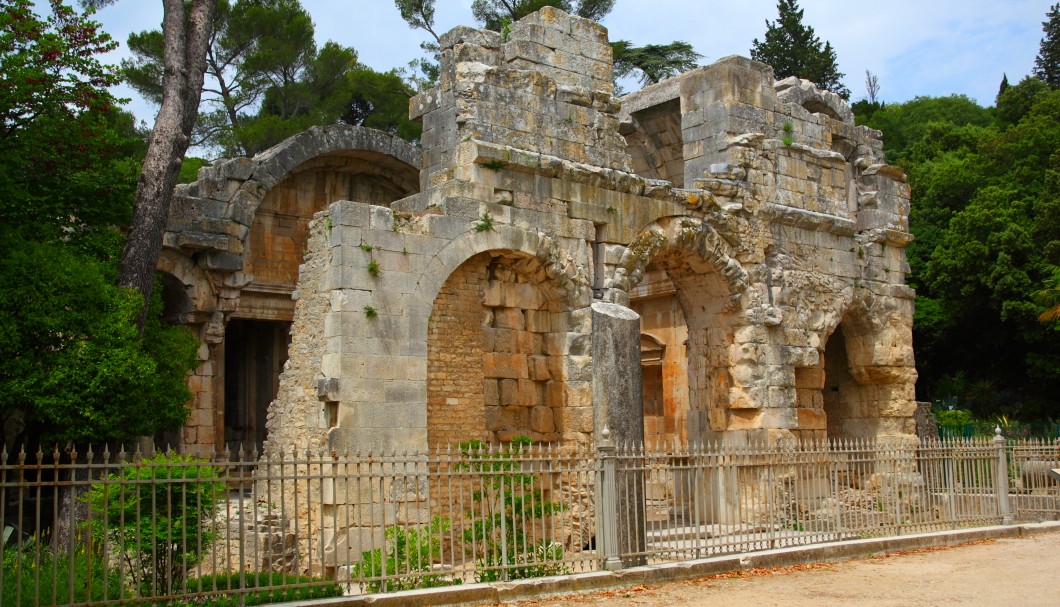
[612,215,748,311]
[224,125,420,228]
[156,250,216,319]
[816,287,918,439]
[413,224,592,314]
[425,245,587,449]
[612,216,749,442]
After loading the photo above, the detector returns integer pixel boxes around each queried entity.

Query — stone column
[591,301,646,565]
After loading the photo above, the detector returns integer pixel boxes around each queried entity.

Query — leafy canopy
[125,0,420,156]
[863,84,1060,420]
[0,1,200,448]
[750,0,850,99]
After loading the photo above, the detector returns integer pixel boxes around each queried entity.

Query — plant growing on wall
[84,453,226,597]
[457,436,568,582]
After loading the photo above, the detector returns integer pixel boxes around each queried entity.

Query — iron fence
[1,435,1057,606]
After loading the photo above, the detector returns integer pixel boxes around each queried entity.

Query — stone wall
[160,5,919,560]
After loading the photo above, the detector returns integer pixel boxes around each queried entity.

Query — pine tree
[750,0,850,99]
[1033,3,1060,87]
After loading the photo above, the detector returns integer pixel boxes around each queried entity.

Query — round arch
[611,215,749,310]
[412,224,593,314]
[224,124,421,231]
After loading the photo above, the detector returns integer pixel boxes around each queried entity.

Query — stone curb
[284,521,1060,607]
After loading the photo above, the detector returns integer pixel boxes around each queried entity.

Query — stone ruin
[159,6,918,566]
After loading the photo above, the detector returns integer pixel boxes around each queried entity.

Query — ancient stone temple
[160,7,916,457]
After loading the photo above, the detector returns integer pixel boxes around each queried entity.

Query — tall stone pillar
[591,302,646,565]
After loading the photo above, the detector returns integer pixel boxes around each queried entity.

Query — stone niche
[159,5,918,562]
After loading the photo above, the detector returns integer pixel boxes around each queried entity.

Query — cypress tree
[1033,3,1060,87]
[750,0,850,99]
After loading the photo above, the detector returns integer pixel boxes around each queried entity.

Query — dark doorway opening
[224,319,291,452]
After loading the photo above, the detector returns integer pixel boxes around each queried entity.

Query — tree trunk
[118,0,216,330]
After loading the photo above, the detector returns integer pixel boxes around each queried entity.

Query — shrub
[84,452,226,597]
[1,532,125,607]
[181,572,343,606]
[352,517,459,592]
[458,436,568,582]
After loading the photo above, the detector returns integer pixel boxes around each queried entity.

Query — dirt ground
[488,533,1060,606]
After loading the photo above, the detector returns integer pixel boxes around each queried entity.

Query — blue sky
[42,1,1054,126]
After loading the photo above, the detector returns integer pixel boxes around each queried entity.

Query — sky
[38,0,1054,127]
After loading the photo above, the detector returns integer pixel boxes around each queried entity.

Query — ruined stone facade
[161,7,916,458]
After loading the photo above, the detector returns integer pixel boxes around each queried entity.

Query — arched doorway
[426,250,579,449]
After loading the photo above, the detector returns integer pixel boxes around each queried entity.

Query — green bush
[180,572,343,606]
[1,532,126,607]
[458,436,569,582]
[352,516,459,592]
[84,452,226,597]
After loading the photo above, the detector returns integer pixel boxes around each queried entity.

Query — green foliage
[341,68,422,142]
[84,453,226,597]
[458,437,568,582]
[182,572,343,606]
[0,1,199,448]
[367,259,381,276]
[179,156,210,184]
[611,40,701,87]
[364,305,378,318]
[1034,3,1060,87]
[0,1,137,248]
[0,0,120,138]
[750,0,850,99]
[871,88,1060,420]
[996,76,1050,125]
[125,0,421,156]
[1033,265,1060,323]
[2,535,125,607]
[861,95,993,164]
[352,517,460,592]
[0,240,200,446]
[475,211,495,232]
[782,134,794,146]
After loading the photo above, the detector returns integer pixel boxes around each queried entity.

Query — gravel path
[488,533,1060,606]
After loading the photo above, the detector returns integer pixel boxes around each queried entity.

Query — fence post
[597,426,623,571]
[993,426,1013,524]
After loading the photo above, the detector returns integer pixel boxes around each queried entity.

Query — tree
[1034,3,1060,87]
[866,90,1060,420]
[611,40,700,87]
[123,0,317,156]
[1034,265,1060,323]
[341,68,422,142]
[83,0,217,331]
[865,70,880,104]
[750,0,850,99]
[125,1,415,156]
[0,1,199,449]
